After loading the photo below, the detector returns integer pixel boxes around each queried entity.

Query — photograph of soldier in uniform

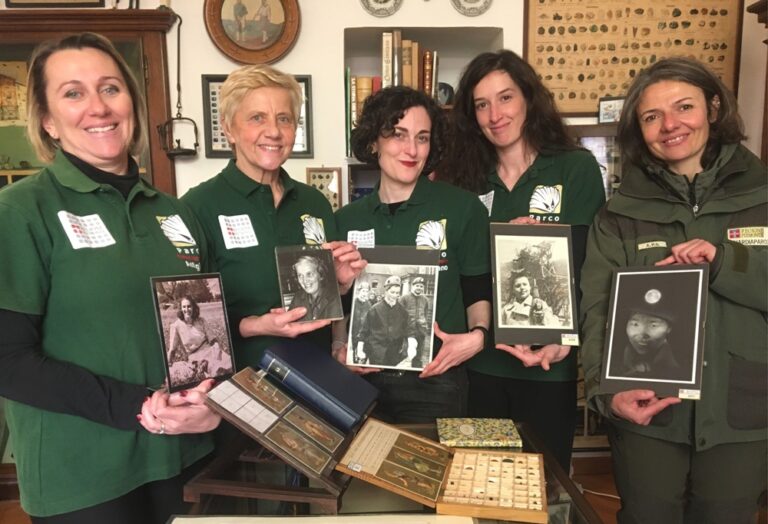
[602,267,707,396]
[152,274,235,392]
[348,263,438,371]
[275,245,343,322]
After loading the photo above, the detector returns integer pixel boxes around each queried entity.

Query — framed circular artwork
[204,0,300,64]
[360,0,403,18]
[450,0,492,17]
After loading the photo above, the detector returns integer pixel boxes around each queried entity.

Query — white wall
[4,1,765,194]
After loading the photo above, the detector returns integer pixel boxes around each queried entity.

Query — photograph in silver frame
[491,223,579,346]
[151,273,236,392]
[600,265,708,399]
[347,247,440,371]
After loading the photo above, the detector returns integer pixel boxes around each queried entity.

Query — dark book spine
[261,355,357,431]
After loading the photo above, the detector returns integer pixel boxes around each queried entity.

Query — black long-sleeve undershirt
[0,308,146,430]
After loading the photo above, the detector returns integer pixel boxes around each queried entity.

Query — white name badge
[58,210,116,249]
[347,229,375,248]
[479,191,494,216]
[218,214,259,249]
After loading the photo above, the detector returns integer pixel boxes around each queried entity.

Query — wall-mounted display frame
[306,167,342,211]
[568,123,621,200]
[524,0,744,116]
[202,73,313,159]
[598,96,625,124]
[203,0,300,64]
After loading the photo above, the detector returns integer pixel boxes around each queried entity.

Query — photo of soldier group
[348,263,439,371]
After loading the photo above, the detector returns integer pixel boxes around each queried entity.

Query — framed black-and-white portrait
[347,247,440,371]
[151,273,235,393]
[600,265,708,399]
[491,223,579,346]
[275,245,343,322]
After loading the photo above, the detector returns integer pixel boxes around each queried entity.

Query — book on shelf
[430,50,439,98]
[259,339,378,432]
[411,40,421,91]
[372,75,382,96]
[402,39,413,88]
[344,66,351,157]
[381,31,393,88]
[355,75,373,118]
[392,29,402,86]
[436,418,523,448]
[422,49,433,97]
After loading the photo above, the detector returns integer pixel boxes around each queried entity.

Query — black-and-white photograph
[275,245,343,322]
[491,224,579,346]
[601,265,708,398]
[151,273,235,393]
[347,247,440,371]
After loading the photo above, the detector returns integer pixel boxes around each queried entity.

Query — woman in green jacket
[581,57,767,523]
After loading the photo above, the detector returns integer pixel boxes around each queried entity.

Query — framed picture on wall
[598,96,625,124]
[201,73,312,159]
[203,0,300,64]
[5,0,104,6]
[306,167,341,211]
[568,123,621,199]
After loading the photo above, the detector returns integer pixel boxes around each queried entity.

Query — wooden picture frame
[524,0,744,116]
[600,265,708,399]
[201,73,312,159]
[306,167,342,211]
[490,223,580,347]
[203,0,300,64]
[4,0,104,6]
[598,96,625,124]
[292,75,313,158]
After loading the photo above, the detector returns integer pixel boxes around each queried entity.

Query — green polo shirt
[335,177,490,351]
[181,161,338,368]
[469,148,606,381]
[0,151,213,517]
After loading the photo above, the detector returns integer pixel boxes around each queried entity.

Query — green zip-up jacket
[581,144,767,451]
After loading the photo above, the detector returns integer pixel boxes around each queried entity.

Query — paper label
[678,389,701,400]
[218,214,259,249]
[478,191,494,216]
[561,333,580,346]
[638,240,667,250]
[727,227,768,246]
[347,229,375,248]
[57,211,116,249]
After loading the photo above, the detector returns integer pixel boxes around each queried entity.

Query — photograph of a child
[348,263,439,371]
[603,267,707,395]
[152,274,235,392]
[275,246,343,322]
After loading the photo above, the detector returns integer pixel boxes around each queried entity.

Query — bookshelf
[343,26,504,204]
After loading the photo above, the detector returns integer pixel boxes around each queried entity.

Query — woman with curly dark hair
[437,50,606,470]
[334,86,492,422]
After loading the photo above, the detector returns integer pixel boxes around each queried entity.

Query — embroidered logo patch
[529,185,562,214]
[478,190,494,216]
[157,215,197,247]
[301,215,326,244]
[347,229,375,248]
[638,241,668,250]
[157,215,200,270]
[728,227,768,246]
[416,219,447,250]
[58,210,116,249]
[218,214,258,249]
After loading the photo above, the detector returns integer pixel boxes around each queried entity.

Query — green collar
[50,149,157,198]
[221,159,297,202]
[486,154,556,191]
[367,175,431,215]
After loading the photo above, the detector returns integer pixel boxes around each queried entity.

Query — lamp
[157,8,199,158]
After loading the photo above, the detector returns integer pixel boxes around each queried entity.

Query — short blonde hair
[220,64,303,133]
[26,32,148,164]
